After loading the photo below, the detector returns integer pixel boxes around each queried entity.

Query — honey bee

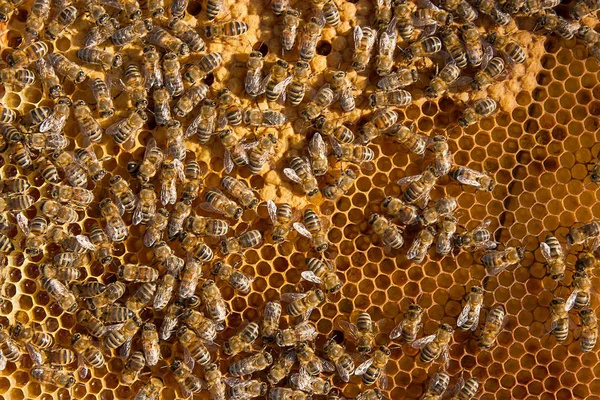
[99,198,128,242]
[248,132,278,174]
[39,199,79,224]
[177,258,201,299]
[449,165,495,192]
[149,86,171,126]
[281,9,301,51]
[413,0,452,33]
[389,303,424,342]
[15,213,46,257]
[86,281,127,310]
[71,333,104,379]
[481,246,524,275]
[343,312,379,353]
[284,157,319,197]
[44,5,77,40]
[282,289,325,320]
[7,41,48,68]
[471,57,505,91]
[218,129,248,174]
[286,61,311,106]
[579,308,598,352]
[112,19,153,46]
[120,351,145,385]
[183,52,223,85]
[140,323,160,366]
[485,32,526,64]
[262,301,282,343]
[177,326,212,367]
[538,11,579,40]
[318,338,354,382]
[224,322,260,356]
[549,298,571,342]
[376,30,397,77]
[168,199,192,240]
[567,271,592,309]
[203,20,248,40]
[457,96,497,126]
[267,351,296,385]
[126,282,158,314]
[360,108,398,143]
[265,60,290,103]
[404,37,443,61]
[202,190,242,220]
[187,99,217,143]
[437,216,457,256]
[206,0,224,20]
[377,67,418,91]
[369,89,412,108]
[153,241,184,275]
[355,345,390,388]
[474,305,505,351]
[412,323,452,365]
[77,47,122,70]
[301,258,341,295]
[0,230,13,254]
[386,124,427,160]
[407,226,436,263]
[173,84,209,118]
[171,360,202,396]
[296,342,335,375]
[391,1,415,41]
[329,71,355,112]
[179,308,217,341]
[243,109,287,127]
[0,67,35,90]
[118,263,159,283]
[571,0,600,19]
[539,234,566,280]
[449,378,480,400]
[226,378,268,399]
[216,89,243,127]
[368,213,404,249]
[107,109,147,146]
[275,321,318,348]
[212,261,254,294]
[41,276,78,312]
[101,304,134,324]
[184,215,228,238]
[353,26,376,72]
[71,101,102,144]
[131,185,156,226]
[140,45,162,90]
[83,17,120,47]
[0,325,20,363]
[31,367,76,389]
[201,280,228,329]
[73,281,106,298]
[271,0,288,14]
[472,0,512,24]
[221,176,257,209]
[141,207,168,247]
[269,388,311,400]
[109,175,137,215]
[426,62,469,98]
[89,77,115,118]
[299,16,325,62]
[221,230,263,255]
[420,371,451,399]
[419,197,458,226]
[77,310,107,338]
[397,167,437,207]
[163,52,184,97]
[11,322,53,365]
[245,51,268,97]
[381,196,419,225]
[135,377,164,400]
[301,84,335,121]
[439,0,478,21]
[294,209,330,252]
[33,60,63,99]
[205,363,227,400]
[74,147,108,184]
[2,176,30,194]
[456,286,484,331]
[323,168,357,201]
[0,106,17,126]
[567,221,600,246]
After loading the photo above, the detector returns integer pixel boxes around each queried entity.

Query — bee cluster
[0,0,597,397]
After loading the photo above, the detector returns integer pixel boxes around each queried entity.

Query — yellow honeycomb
[0,0,599,399]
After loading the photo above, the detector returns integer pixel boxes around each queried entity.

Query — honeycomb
[0,0,599,398]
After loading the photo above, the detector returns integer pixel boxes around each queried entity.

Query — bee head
[471,286,483,294]
[368,214,379,225]
[551,272,565,280]
[71,333,82,344]
[516,247,525,259]
[380,345,391,355]
[211,261,223,275]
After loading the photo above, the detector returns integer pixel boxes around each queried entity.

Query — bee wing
[16,212,30,235]
[416,0,440,11]
[161,180,177,206]
[308,132,327,159]
[354,357,374,375]
[267,200,278,224]
[293,222,313,238]
[476,219,492,231]
[411,333,437,349]
[280,292,308,302]
[120,337,133,358]
[302,307,316,321]
[590,45,600,61]
[105,117,126,137]
[0,352,6,371]
[75,235,97,251]
[566,290,578,311]
[354,26,363,49]
[26,342,44,365]
[540,242,553,262]
[389,319,406,340]
[470,303,483,331]
[223,150,234,174]
[185,112,203,138]
[398,174,423,186]
[407,237,423,260]
[379,371,389,390]
[273,75,293,95]
[301,270,323,284]
[419,24,438,38]
[257,74,271,96]
[283,167,302,183]
[338,319,359,341]
[457,303,472,328]
[159,317,178,340]
[114,195,126,216]
[183,346,195,371]
[449,76,474,88]
[336,361,351,382]
[78,354,89,379]
[481,42,494,70]
[320,357,336,373]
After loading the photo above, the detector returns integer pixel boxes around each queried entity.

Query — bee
[485,33,526,64]
[141,45,162,90]
[262,301,282,343]
[39,199,79,224]
[118,264,159,283]
[567,271,592,309]
[185,215,229,237]
[41,261,82,283]
[377,67,418,91]
[169,199,193,240]
[224,322,260,356]
[77,310,107,337]
[41,276,78,312]
[413,0,453,33]
[107,109,147,146]
[404,37,442,61]
[567,221,600,246]
[82,0,109,24]
[437,216,457,256]
[89,77,115,118]
[99,198,128,242]
[179,258,202,299]
[201,190,242,220]
[112,19,153,46]
[216,89,243,127]
[381,196,419,225]
[83,17,120,47]
[135,377,163,400]
[140,207,167,247]
[412,323,452,365]
[571,0,600,19]
[0,67,35,90]
[389,304,424,342]
[456,286,484,331]
[449,378,480,400]
[245,51,267,97]
[295,343,334,376]
[577,26,600,59]
[481,247,524,275]
[125,282,158,314]
[201,280,228,330]
[44,55,84,87]
[131,184,157,226]
[330,71,355,112]
[294,209,330,252]
[31,367,76,389]
[212,261,253,294]
[73,281,106,298]
[101,304,134,324]
[2,177,30,194]
[376,29,397,76]
[438,0,478,21]
[471,0,512,24]
[272,0,288,14]
[187,99,217,143]
[49,150,87,189]
[32,59,63,100]
[226,378,268,399]
[269,388,311,400]
[71,101,102,144]
[0,231,13,254]
[450,165,495,192]
[75,148,108,184]
[20,106,53,132]
[391,1,415,41]
[472,305,506,352]
[301,84,335,121]
[221,230,263,254]
[360,108,398,143]
[171,360,202,396]
[0,325,20,363]
[169,0,187,20]
[299,16,325,62]
[281,9,301,51]
[120,63,148,110]
[10,322,53,364]
[7,41,48,68]
[77,47,122,70]
[204,20,249,39]
[369,89,412,108]
[322,168,357,201]
[150,86,171,126]
[472,57,505,91]
[268,351,297,385]
[15,213,45,257]
[290,370,330,395]
[355,345,391,388]
[275,321,318,347]
[177,327,212,367]
[284,157,319,197]
[218,129,248,174]
[184,52,223,86]
[283,61,311,107]
[265,60,290,103]
[108,175,137,215]
[205,363,227,400]
[549,298,571,342]
[537,11,579,40]
[44,5,77,40]
[344,312,379,353]
[302,257,342,294]
[243,109,287,127]
[397,167,437,206]
[282,289,325,319]
[162,52,184,97]
[407,226,436,263]
[305,133,330,177]
[119,351,145,385]
[153,241,185,274]
[140,323,160,367]
[173,84,209,118]
[353,26,376,72]
[179,308,217,341]
[206,0,224,20]
[579,308,598,352]
[221,176,257,209]
[426,62,467,98]
[71,333,104,379]
[248,132,278,174]
[86,281,127,310]
[368,213,404,249]
[459,96,497,126]
[420,197,458,226]
[321,337,355,381]
[539,234,566,280]
[419,372,451,399]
